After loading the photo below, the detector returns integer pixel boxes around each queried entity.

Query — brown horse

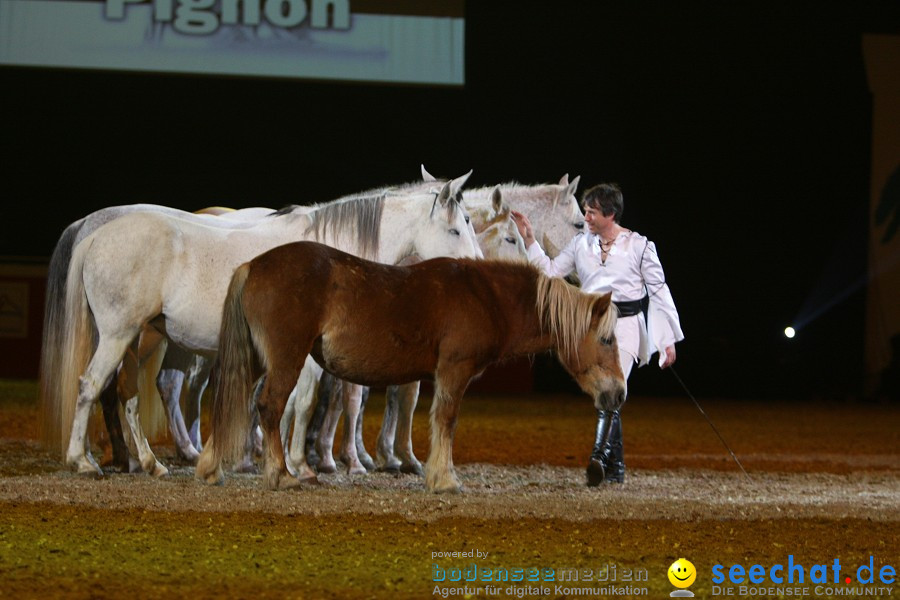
[196,241,626,493]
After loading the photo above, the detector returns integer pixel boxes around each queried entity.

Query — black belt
[614,297,647,317]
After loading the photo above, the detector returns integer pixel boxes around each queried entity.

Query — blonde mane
[534,274,617,358]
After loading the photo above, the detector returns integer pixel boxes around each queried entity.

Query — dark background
[2,1,899,400]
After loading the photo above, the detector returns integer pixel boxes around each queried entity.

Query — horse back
[242,242,514,386]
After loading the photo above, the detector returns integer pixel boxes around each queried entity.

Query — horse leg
[283,358,320,482]
[235,404,261,474]
[156,344,201,463]
[118,341,168,477]
[375,385,402,472]
[353,386,376,471]
[280,382,297,476]
[424,365,472,493]
[315,377,343,474]
[66,335,136,476]
[156,363,197,463]
[99,377,131,472]
[228,376,263,474]
[184,354,212,452]
[116,401,143,473]
[304,371,334,468]
[256,369,304,490]
[395,381,424,476]
[338,382,367,475]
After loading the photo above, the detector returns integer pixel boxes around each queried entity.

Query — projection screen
[0,0,464,85]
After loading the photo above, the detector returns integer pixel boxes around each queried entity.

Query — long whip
[668,366,752,481]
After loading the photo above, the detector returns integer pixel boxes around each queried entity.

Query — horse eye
[465,215,470,224]
[449,228,460,236]
[505,237,516,244]
[574,222,585,230]
[600,337,613,346]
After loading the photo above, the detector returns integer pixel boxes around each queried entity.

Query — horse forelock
[426,189,465,221]
[534,274,614,358]
[593,294,617,342]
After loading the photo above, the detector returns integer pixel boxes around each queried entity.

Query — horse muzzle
[594,382,626,412]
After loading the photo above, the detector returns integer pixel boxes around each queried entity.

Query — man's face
[584,205,614,235]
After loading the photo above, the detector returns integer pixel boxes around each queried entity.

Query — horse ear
[421,164,437,182]
[449,169,473,199]
[555,174,581,208]
[490,186,503,214]
[436,180,453,207]
[590,292,613,329]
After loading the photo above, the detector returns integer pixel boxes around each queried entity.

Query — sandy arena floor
[0,380,898,599]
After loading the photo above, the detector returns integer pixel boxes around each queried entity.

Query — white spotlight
[784,326,796,339]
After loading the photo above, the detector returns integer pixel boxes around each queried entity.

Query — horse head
[573,293,626,412]
[413,170,482,260]
[475,187,527,261]
[536,278,626,412]
[533,173,584,257]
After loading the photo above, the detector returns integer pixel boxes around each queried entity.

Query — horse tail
[52,235,98,457]
[197,262,257,481]
[38,221,83,452]
[137,337,168,442]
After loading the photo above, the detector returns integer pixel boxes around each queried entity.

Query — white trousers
[615,315,639,397]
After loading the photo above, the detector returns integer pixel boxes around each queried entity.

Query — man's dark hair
[582,183,623,223]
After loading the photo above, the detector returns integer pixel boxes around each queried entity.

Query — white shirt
[527,230,684,367]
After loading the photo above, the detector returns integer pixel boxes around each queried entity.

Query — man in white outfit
[511,183,684,485]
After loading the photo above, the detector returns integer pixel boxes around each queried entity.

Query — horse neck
[279,198,385,260]
[262,195,427,263]
[376,196,432,263]
[480,265,559,357]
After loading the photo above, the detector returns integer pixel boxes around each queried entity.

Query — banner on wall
[0,0,464,85]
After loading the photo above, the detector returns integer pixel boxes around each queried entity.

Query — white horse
[44,173,481,476]
[279,186,527,478]
[40,204,277,470]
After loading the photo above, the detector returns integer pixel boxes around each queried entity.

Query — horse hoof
[70,458,104,478]
[77,467,104,479]
[277,475,304,490]
[377,464,401,474]
[426,471,463,494]
[148,462,169,478]
[101,458,130,473]
[359,456,376,471]
[234,461,259,474]
[400,462,425,477]
[586,459,606,487]
[201,474,225,486]
[299,475,320,486]
[316,464,336,474]
[431,484,462,494]
[196,468,224,486]
[178,449,201,465]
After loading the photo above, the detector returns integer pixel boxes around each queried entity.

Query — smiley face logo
[668,558,697,588]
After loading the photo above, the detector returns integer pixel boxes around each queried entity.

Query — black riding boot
[586,409,625,486]
[604,411,625,483]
